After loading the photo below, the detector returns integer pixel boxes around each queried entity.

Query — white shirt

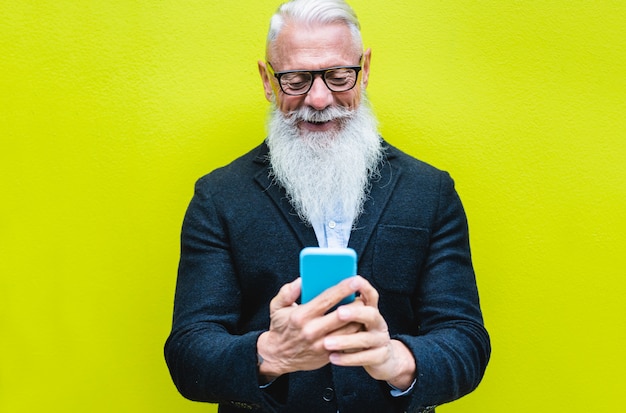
[312,207,354,249]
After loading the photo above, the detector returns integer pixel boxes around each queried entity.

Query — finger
[298,301,365,342]
[328,321,364,336]
[302,276,362,317]
[335,304,388,332]
[349,276,379,307]
[269,278,302,313]
[328,345,389,367]
[324,327,388,353]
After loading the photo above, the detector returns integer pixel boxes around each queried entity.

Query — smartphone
[300,247,357,305]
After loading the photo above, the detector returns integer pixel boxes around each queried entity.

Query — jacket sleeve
[396,173,491,410]
[163,179,274,411]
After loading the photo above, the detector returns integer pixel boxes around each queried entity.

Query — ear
[360,48,372,89]
[258,60,275,102]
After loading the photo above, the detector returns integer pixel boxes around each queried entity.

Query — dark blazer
[165,141,490,413]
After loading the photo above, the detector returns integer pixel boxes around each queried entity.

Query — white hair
[265,92,384,226]
[266,0,363,59]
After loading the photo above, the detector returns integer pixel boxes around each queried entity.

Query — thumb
[269,277,302,313]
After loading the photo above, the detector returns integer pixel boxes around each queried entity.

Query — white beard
[265,93,384,226]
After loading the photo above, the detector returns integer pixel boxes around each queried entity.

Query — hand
[257,277,363,381]
[322,276,417,391]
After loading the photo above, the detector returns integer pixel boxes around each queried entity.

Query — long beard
[265,93,384,226]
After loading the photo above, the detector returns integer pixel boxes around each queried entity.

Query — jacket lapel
[252,144,319,248]
[348,147,400,260]
[251,142,401,256]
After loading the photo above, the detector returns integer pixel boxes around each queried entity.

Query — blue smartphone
[300,247,357,305]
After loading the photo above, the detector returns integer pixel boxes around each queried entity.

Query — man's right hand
[256,276,364,381]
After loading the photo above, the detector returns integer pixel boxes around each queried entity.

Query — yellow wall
[1,1,624,411]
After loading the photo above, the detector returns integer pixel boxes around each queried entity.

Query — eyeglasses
[267,61,362,96]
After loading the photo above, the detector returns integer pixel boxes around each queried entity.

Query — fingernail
[338,307,351,319]
[325,337,337,348]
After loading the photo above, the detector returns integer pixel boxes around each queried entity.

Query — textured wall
[1,1,625,412]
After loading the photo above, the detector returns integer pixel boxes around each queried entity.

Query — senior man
[165,0,490,412]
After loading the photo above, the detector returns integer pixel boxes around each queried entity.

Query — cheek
[277,95,304,112]
[277,91,361,111]
[335,89,361,110]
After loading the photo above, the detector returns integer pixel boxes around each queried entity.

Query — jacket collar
[253,140,400,260]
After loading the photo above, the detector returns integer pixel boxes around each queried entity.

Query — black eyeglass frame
[267,61,363,96]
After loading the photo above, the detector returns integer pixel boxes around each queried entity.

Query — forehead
[270,22,359,70]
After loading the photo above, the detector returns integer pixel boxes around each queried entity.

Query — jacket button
[322,387,335,402]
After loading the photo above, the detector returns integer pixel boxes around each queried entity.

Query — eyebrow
[268,55,363,73]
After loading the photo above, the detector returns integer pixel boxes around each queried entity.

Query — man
[164,0,490,412]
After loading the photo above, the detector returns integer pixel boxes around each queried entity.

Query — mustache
[287,105,355,123]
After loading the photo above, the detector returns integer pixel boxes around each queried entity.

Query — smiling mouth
[299,119,336,133]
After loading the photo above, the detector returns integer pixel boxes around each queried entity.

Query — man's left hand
[322,276,416,391]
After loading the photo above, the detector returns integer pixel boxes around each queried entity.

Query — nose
[304,75,334,110]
